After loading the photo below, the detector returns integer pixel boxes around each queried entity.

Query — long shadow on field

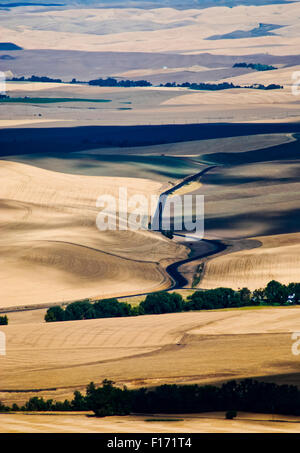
[2,123,300,157]
[201,134,300,165]
[2,152,202,180]
[205,208,300,237]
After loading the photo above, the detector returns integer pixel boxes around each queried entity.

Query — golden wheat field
[1,412,300,433]
[0,307,300,407]
[0,0,300,436]
[0,160,187,308]
[199,233,300,290]
[4,83,300,127]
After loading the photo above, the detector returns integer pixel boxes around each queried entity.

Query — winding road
[166,238,227,289]
[0,166,226,313]
[153,165,227,289]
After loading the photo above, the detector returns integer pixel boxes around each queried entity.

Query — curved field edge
[0,159,188,308]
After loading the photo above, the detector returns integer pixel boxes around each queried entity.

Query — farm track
[0,166,232,313]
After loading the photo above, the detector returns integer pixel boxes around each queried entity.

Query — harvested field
[0,307,299,406]
[0,0,300,434]
[3,82,300,127]
[0,159,187,307]
[199,233,300,290]
[0,412,300,433]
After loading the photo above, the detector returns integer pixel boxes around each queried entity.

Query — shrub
[225,410,237,419]
[53,400,72,411]
[238,287,251,306]
[86,380,131,417]
[45,306,65,322]
[64,300,95,321]
[187,287,242,310]
[93,299,132,318]
[251,288,265,305]
[265,280,288,305]
[23,397,54,411]
[140,292,184,315]
[71,390,88,411]
[11,403,20,412]
[0,315,8,325]
[0,401,10,412]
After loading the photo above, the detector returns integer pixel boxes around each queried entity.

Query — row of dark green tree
[160,81,283,90]
[9,75,282,91]
[233,62,277,71]
[45,280,300,323]
[2,378,300,417]
[88,77,151,87]
[9,75,152,87]
[89,79,282,91]
[10,75,63,83]
[45,298,137,322]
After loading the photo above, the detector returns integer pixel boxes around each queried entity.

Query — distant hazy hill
[0,0,298,9]
[0,2,62,6]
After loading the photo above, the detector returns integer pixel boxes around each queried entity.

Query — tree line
[88,77,151,87]
[233,62,277,71]
[160,81,283,90]
[2,378,300,417]
[8,75,283,91]
[9,75,151,87]
[45,280,300,323]
[10,75,64,83]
